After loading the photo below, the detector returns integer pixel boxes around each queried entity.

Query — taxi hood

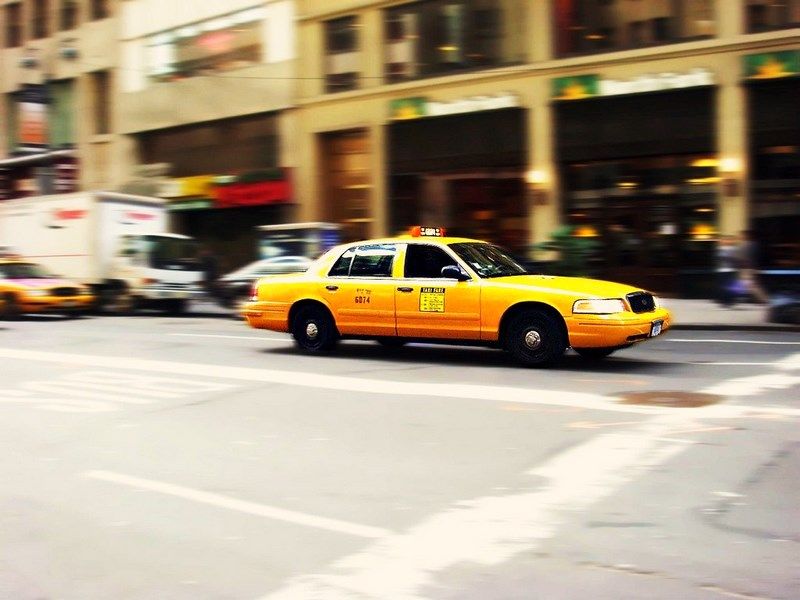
[489,274,646,298]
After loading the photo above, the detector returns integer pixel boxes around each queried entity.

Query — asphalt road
[1,311,798,600]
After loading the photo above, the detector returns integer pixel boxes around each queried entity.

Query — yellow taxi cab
[241,227,672,367]
[0,258,94,319]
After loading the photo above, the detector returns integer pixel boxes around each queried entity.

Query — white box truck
[0,191,204,313]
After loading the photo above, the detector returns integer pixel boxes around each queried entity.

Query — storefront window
[562,154,719,293]
[384,0,525,83]
[554,0,715,57]
[320,130,371,241]
[145,8,265,82]
[5,3,23,47]
[325,16,360,93]
[746,0,800,32]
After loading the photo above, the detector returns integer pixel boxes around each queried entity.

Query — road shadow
[261,342,680,373]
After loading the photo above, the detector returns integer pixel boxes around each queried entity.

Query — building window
[144,8,265,82]
[49,79,76,147]
[90,0,110,20]
[746,0,800,32]
[32,0,50,39]
[554,0,715,57]
[4,3,23,47]
[385,0,525,83]
[91,71,111,134]
[325,16,359,93]
[60,0,79,31]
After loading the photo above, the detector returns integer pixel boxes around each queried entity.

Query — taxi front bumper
[565,308,672,348]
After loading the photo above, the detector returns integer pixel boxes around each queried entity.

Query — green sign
[744,50,800,80]
[390,97,427,120]
[552,75,599,100]
[168,199,214,211]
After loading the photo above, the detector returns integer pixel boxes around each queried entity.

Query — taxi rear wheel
[504,310,566,367]
[292,305,337,352]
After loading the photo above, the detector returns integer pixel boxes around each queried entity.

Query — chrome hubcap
[524,330,542,350]
[305,322,319,340]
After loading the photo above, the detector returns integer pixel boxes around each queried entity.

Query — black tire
[292,305,337,352]
[574,347,617,360]
[503,310,566,367]
[2,293,20,320]
[164,299,187,315]
[377,338,407,348]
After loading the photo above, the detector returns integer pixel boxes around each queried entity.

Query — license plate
[650,320,663,337]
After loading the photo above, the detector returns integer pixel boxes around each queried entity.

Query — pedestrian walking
[715,235,742,306]
[737,230,770,304]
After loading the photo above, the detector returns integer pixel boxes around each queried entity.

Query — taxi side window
[329,248,355,276]
[350,244,396,277]
[404,244,457,278]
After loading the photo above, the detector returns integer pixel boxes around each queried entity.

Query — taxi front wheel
[292,305,338,352]
[504,310,566,367]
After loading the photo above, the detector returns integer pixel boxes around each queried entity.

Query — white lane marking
[702,373,800,397]
[1,347,799,417]
[170,333,291,343]
[688,362,777,366]
[0,347,659,415]
[668,338,800,345]
[84,470,388,540]
[260,414,691,600]
[261,361,800,600]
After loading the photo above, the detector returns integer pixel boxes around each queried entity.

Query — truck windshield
[145,236,200,271]
[448,243,528,279]
[0,263,53,279]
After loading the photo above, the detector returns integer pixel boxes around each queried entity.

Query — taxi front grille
[626,291,656,313]
[52,287,79,297]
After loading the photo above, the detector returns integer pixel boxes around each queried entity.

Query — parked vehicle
[214,256,312,308]
[0,191,203,314]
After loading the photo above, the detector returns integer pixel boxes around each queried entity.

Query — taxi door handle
[325,285,339,291]
[397,286,414,293]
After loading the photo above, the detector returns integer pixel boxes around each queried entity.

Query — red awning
[213,179,291,208]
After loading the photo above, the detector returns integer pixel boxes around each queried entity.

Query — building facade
[116,0,297,270]
[0,0,119,196]
[294,0,799,295]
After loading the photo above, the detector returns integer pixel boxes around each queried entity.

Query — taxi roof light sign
[411,226,446,237]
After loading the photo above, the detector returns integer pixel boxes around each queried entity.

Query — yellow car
[242,228,671,367]
[0,259,94,319]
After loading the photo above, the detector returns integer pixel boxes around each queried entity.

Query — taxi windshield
[0,263,53,279]
[448,243,528,279]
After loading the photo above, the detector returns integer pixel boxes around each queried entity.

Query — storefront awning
[0,149,75,168]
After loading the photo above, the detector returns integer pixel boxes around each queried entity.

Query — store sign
[744,50,800,80]
[213,179,291,208]
[160,175,215,199]
[167,199,214,211]
[390,93,520,120]
[553,68,715,100]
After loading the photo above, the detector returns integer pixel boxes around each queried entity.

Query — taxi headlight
[572,298,627,314]
[26,289,48,297]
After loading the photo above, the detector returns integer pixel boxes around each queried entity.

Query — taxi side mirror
[441,265,470,281]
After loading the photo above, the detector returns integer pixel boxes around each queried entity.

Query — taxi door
[394,243,481,339]
[322,243,398,337]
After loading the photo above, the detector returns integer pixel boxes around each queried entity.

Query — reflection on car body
[242,229,672,367]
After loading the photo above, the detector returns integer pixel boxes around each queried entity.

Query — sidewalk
[665,297,800,332]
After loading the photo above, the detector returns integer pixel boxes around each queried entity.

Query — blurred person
[715,235,742,306]
[737,230,770,304]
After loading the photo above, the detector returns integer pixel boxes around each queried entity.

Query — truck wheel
[504,310,566,367]
[164,299,187,315]
[292,305,337,352]
[105,289,133,315]
[2,294,20,321]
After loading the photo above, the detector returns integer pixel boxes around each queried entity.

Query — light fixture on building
[525,169,549,206]
[719,156,743,197]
